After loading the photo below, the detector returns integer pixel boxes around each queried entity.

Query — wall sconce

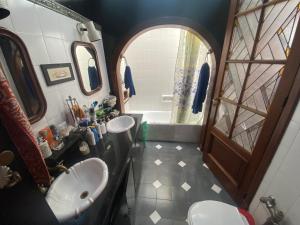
[0,0,10,19]
[77,21,101,42]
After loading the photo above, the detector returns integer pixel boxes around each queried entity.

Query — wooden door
[203,0,300,204]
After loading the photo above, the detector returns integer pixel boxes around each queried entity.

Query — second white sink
[106,115,135,133]
[46,158,108,222]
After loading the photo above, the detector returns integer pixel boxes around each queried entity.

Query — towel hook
[205,49,213,62]
[121,55,128,65]
[88,57,95,66]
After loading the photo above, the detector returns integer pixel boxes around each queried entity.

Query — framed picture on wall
[40,63,75,86]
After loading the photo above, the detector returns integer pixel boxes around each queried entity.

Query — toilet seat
[187,200,249,225]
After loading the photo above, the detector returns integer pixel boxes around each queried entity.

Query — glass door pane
[231,108,265,152]
[229,10,262,59]
[214,100,237,136]
[255,1,300,60]
[239,0,264,12]
[221,63,249,101]
[242,64,284,113]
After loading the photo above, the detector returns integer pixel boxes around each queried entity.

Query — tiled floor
[133,141,235,225]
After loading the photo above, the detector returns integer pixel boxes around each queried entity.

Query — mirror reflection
[72,42,102,95]
[0,31,46,123]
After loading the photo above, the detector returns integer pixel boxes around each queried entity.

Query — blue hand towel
[124,66,136,97]
[192,63,210,114]
[88,66,100,90]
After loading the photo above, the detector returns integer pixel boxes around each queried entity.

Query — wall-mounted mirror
[72,41,102,95]
[0,28,46,123]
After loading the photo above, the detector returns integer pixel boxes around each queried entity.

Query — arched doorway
[114,25,217,127]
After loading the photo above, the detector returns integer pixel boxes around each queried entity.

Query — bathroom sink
[106,115,135,133]
[46,158,108,222]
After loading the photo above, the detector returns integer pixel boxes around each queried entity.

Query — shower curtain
[171,30,210,124]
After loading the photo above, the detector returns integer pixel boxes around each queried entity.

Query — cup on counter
[39,140,52,159]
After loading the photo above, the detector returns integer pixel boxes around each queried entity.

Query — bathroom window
[0,28,46,123]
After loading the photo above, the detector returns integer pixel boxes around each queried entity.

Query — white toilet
[187,200,253,225]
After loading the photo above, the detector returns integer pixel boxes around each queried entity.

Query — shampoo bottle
[100,120,107,134]
[95,122,103,139]
[86,127,96,146]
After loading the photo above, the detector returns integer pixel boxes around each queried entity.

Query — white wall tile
[8,0,41,35]
[280,120,300,148]
[18,33,50,66]
[0,16,14,31]
[44,89,65,121]
[284,196,300,225]
[1,2,110,134]
[35,5,62,39]
[124,28,181,112]
[252,204,270,225]
[265,170,299,213]
[250,101,300,225]
[30,117,48,136]
[44,37,68,63]
[59,15,81,41]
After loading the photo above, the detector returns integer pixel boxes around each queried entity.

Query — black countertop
[0,114,143,225]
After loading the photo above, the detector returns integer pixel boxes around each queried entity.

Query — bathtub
[127,110,172,124]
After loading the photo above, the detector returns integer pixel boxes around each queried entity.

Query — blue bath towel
[124,66,136,97]
[88,66,100,90]
[192,63,210,114]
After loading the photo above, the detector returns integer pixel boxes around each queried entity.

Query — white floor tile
[154,159,162,166]
[178,161,186,167]
[155,144,162,150]
[181,182,191,192]
[153,180,162,189]
[176,145,183,151]
[149,211,161,224]
[211,184,222,194]
[203,163,209,169]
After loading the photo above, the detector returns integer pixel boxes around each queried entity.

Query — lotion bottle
[95,122,103,139]
[100,120,107,134]
[86,127,96,146]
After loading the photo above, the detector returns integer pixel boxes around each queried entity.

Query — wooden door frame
[203,0,300,208]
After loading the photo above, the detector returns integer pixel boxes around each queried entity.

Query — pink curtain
[0,66,50,186]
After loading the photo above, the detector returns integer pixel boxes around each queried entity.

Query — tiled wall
[121,28,181,112]
[0,0,110,134]
[250,101,300,225]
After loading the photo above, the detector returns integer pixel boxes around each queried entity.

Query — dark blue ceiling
[57,0,230,50]
[57,0,230,90]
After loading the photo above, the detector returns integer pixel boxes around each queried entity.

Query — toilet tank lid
[188,200,248,225]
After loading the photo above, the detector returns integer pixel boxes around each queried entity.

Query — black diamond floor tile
[133,141,235,224]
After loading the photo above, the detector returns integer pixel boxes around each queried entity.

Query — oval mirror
[72,41,102,95]
[0,28,46,123]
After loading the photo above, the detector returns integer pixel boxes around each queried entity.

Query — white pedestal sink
[46,158,108,222]
[106,115,135,133]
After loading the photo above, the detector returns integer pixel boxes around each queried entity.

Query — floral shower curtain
[171,30,210,124]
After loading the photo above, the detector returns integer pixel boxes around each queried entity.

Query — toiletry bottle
[39,140,52,159]
[86,127,96,146]
[100,120,107,134]
[95,122,103,139]
[89,107,96,122]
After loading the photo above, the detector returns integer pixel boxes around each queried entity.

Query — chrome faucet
[48,161,70,174]
[260,196,284,225]
[55,164,70,174]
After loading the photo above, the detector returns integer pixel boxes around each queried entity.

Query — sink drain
[80,191,89,199]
